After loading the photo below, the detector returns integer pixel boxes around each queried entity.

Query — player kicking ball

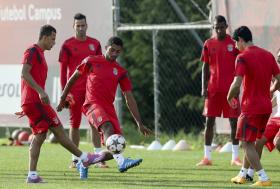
[57,36,152,179]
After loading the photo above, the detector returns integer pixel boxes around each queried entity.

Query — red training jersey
[21,44,48,106]
[59,36,102,94]
[235,46,280,114]
[201,34,239,93]
[77,55,132,108]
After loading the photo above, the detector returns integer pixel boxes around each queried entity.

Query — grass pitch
[0,142,280,189]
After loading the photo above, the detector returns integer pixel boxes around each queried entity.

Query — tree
[118,0,211,134]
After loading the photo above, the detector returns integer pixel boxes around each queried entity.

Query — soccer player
[21,25,105,183]
[235,48,280,183]
[228,26,280,187]
[59,13,107,168]
[57,36,152,173]
[197,15,241,166]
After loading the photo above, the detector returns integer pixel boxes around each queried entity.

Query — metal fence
[113,0,212,138]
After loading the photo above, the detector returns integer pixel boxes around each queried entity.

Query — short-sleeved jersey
[77,55,132,107]
[235,46,280,114]
[21,44,48,106]
[58,36,102,94]
[201,34,239,93]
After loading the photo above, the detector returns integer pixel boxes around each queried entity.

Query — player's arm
[21,64,49,104]
[201,62,210,97]
[123,91,152,136]
[57,70,81,111]
[59,60,68,90]
[270,74,280,94]
[227,76,243,108]
[58,44,70,90]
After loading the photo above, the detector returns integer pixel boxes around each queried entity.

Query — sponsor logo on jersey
[113,68,118,75]
[89,44,95,51]
[227,44,233,52]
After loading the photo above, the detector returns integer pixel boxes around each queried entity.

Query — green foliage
[119,1,211,135]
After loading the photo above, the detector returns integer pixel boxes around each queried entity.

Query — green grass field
[0,141,279,189]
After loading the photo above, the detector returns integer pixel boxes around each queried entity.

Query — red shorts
[22,103,62,135]
[83,104,121,135]
[203,92,240,118]
[69,93,85,129]
[236,113,270,142]
[263,117,280,151]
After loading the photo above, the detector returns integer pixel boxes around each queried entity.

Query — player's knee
[29,133,47,150]
[100,122,114,138]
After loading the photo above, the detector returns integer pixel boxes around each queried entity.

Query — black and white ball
[106,134,126,154]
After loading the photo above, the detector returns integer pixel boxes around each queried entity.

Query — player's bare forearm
[22,64,44,95]
[60,71,81,100]
[227,76,242,103]
[124,91,143,126]
[59,61,68,90]
[22,64,49,104]
[124,91,153,136]
[201,63,209,97]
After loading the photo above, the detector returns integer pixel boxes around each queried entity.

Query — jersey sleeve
[58,43,71,63]
[59,43,71,89]
[235,55,246,77]
[77,57,93,75]
[22,47,37,66]
[119,72,132,92]
[200,41,209,64]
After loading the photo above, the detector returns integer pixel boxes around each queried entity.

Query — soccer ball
[106,134,126,154]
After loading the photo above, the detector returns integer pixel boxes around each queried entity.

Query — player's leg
[229,117,242,166]
[99,121,142,172]
[232,114,271,186]
[27,132,47,183]
[196,116,215,166]
[197,92,223,166]
[68,97,83,167]
[90,124,109,168]
[22,104,49,183]
[274,136,280,151]
[273,126,280,152]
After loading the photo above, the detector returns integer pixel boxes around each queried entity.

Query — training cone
[172,139,189,151]
[219,142,232,153]
[147,140,162,150]
[161,140,176,150]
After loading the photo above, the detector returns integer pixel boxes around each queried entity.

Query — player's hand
[228,97,238,109]
[65,93,75,108]
[14,111,25,119]
[39,91,50,104]
[56,99,66,112]
[138,124,153,136]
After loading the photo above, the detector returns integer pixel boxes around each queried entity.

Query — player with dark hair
[236,48,280,183]
[197,15,241,166]
[57,36,152,176]
[59,13,107,168]
[228,26,280,187]
[21,24,104,183]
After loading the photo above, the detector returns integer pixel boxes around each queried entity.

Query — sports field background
[0,141,279,189]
